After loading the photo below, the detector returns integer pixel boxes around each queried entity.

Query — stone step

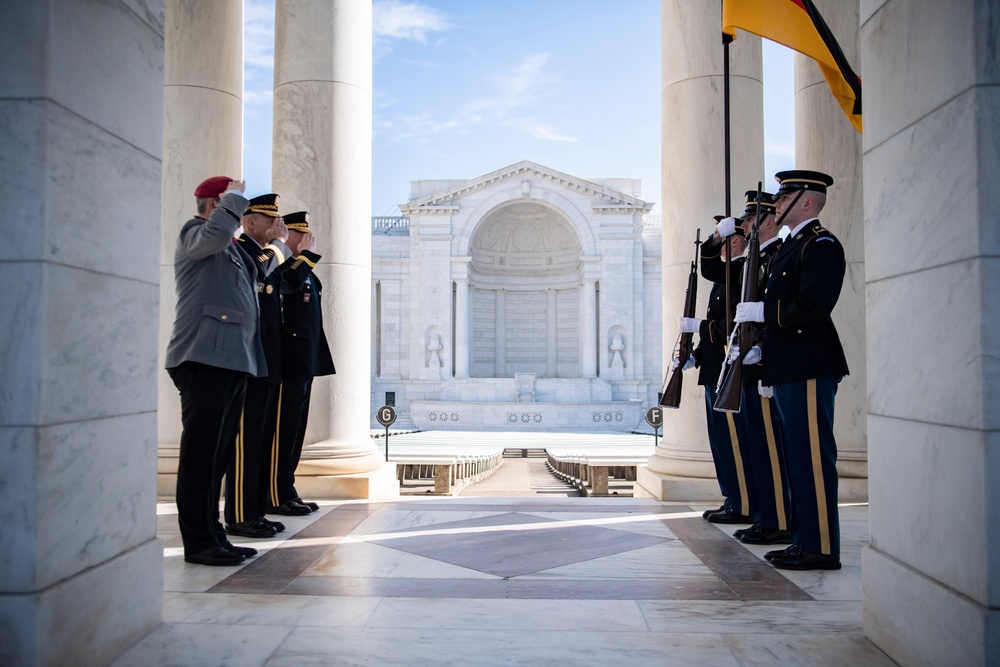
[503,448,547,459]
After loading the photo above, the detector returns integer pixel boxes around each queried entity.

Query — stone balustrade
[392,448,504,495]
[546,452,648,497]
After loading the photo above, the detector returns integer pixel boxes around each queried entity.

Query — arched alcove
[467,201,584,378]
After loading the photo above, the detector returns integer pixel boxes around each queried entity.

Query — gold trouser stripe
[761,395,786,531]
[235,411,245,523]
[807,379,831,554]
[270,385,283,505]
[726,413,749,515]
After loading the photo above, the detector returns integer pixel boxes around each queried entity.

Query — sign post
[376,405,397,461]
[645,406,663,448]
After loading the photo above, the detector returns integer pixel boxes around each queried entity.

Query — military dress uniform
[270,211,336,514]
[694,229,752,522]
[221,194,318,537]
[754,170,849,570]
[736,208,792,545]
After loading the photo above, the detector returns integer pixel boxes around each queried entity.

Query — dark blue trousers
[704,386,752,515]
[773,376,842,555]
[740,384,791,532]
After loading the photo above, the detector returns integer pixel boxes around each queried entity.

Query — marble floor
[114,498,896,666]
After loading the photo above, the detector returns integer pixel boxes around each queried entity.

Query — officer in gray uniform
[165,176,262,566]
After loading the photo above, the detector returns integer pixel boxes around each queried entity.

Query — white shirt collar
[788,217,819,238]
[759,235,780,251]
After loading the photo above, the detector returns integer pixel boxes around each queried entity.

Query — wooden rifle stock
[714,184,764,413]
[660,229,701,408]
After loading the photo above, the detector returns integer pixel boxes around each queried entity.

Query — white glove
[758,380,774,398]
[742,345,762,365]
[716,216,739,238]
[727,344,740,363]
[678,317,703,333]
[735,301,765,323]
[670,355,696,372]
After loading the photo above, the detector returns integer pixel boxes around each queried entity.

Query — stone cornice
[399,160,652,214]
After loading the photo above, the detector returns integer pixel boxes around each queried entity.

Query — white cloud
[524,123,580,144]
[244,89,273,106]
[244,0,275,70]
[373,0,450,43]
[385,53,574,144]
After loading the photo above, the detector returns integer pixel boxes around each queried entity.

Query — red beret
[193,176,233,198]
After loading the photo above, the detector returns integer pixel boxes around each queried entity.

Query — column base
[157,443,179,497]
[634,467,725,503]
[863,545,999,667]
[294,461,400,500]
[0,538,162,667]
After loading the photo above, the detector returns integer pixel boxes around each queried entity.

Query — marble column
[861,2,1000,665]
[580,279,598,378]
[157,0,244,494]
[794,0,867,500]
[272,0,395,493]
[638,0,763,500]
[0,1,164,664]
[546,289,558,376]
[454,278,471,379]
[495,290,506,375]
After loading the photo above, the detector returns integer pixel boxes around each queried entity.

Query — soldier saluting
[734,169,849,571]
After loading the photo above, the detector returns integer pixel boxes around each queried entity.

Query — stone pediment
[399,160,653,215]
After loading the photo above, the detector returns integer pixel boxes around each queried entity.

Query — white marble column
[0,1,164,664]
[861,1,1000,665]
[272,0,394,491]
[580,280,598,378]
[639,0,763,500]
[454,278,471,379]
[546,289,558,376]
[495,290,507,376]
[794,0,867,499]
[158,0,244,494]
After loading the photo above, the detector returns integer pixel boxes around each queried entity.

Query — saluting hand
[225,179,246,194]
[268,218,289,243]
[301,232,317,254]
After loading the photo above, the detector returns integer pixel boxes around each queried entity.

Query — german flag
[723,0,862,133]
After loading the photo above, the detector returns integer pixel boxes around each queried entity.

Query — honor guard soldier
[735,169,849,570]
[730,190,793,547]
[269,211,336,516]
[675,215,752,524]
[165,176,263,565]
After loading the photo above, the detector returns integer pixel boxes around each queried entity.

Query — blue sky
[242,0,795,216]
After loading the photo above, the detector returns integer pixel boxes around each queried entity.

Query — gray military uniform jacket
[165,192,267,377]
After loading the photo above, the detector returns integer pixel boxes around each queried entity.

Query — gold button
[796,234,803,239]
[782,272,787,276]
[797,329,802,334]
[221,314,228,321]
[764,288,768,293]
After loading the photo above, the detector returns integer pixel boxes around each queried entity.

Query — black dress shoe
[294,497,320,512]
[226,518,278,538]
[184,546,246,566]
[702,505,726,519]
[733,523,761,539]
[707,508,754,524]
[769,544,841,570]
[764,545,795,562]
[220,539,258,558]
[259,517,285,533]
[741,527,793,545]
[269,501,311,516]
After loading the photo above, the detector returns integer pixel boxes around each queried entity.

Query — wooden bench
[546,453,648,497]
[391,449,504,495]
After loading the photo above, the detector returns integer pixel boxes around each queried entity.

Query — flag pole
[722,13,734,339]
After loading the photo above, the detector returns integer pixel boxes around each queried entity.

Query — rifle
[659,229,701,408]
[714,182,763,413]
